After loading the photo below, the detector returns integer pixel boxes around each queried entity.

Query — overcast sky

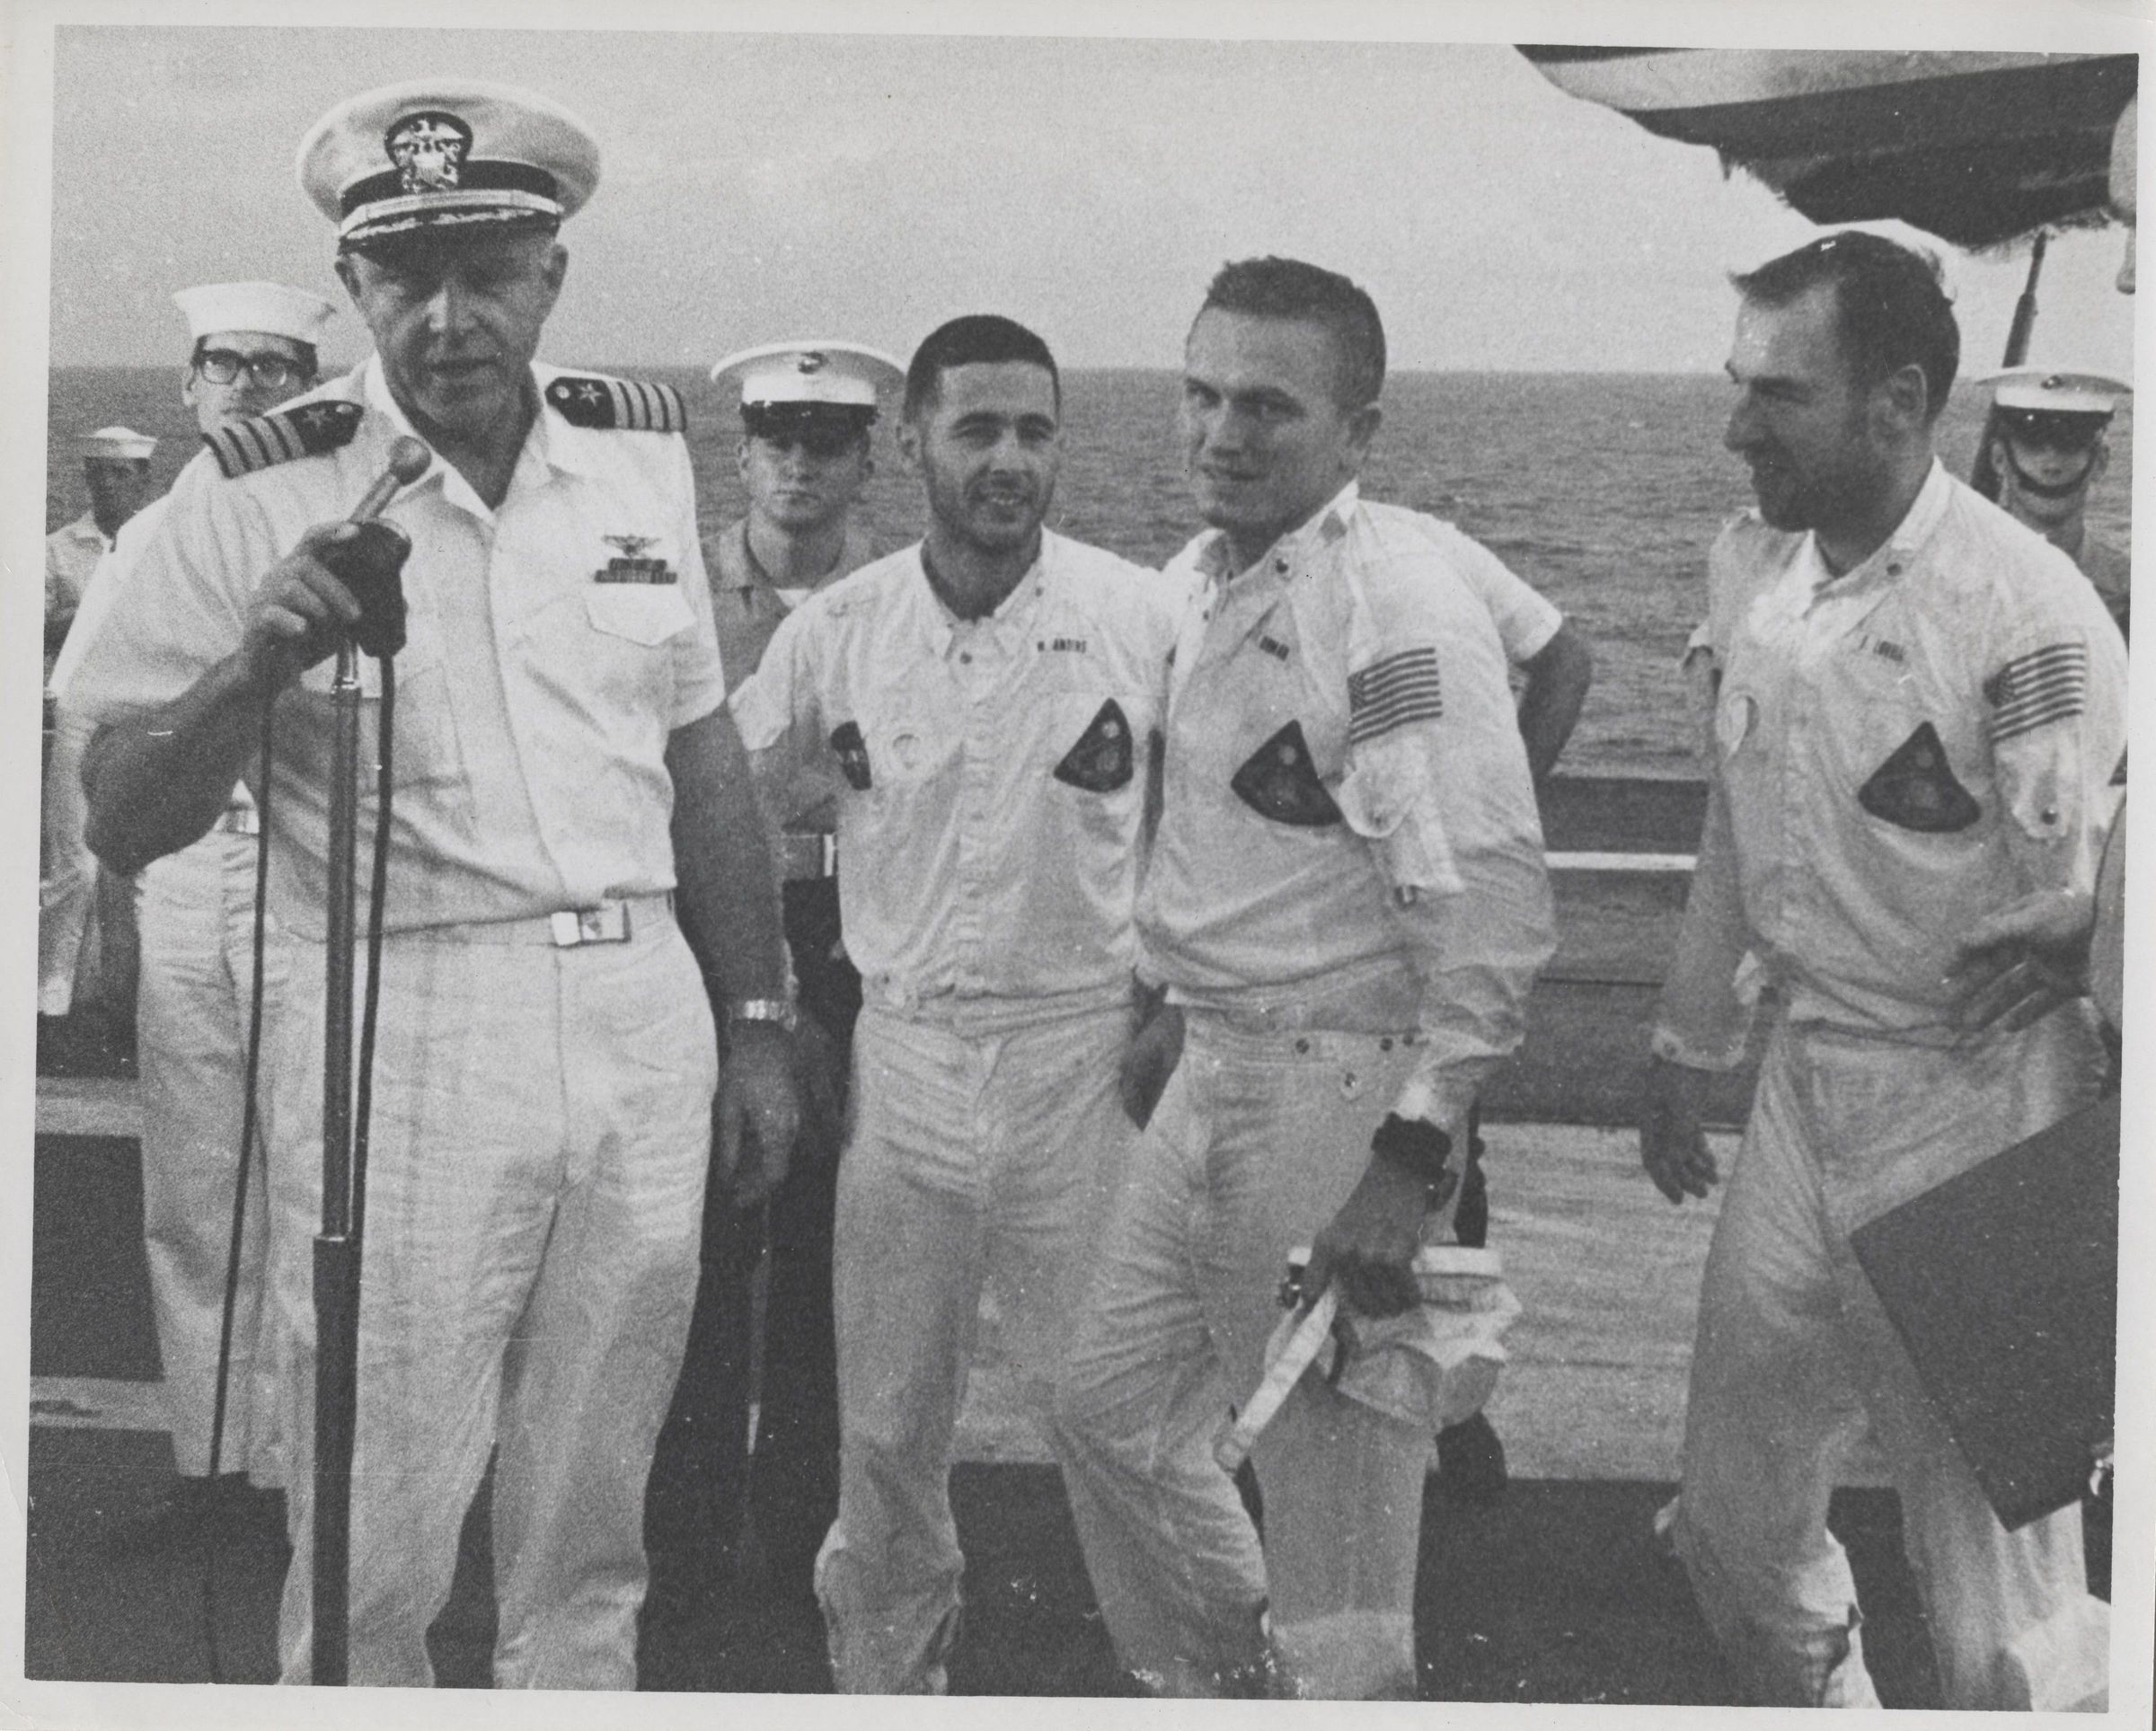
[40,16,2140,378]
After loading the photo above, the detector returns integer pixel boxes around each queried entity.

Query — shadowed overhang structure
[1518,48,2137,249]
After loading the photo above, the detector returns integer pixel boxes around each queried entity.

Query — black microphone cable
[199,658,397,1684]
[199,684,279,1685]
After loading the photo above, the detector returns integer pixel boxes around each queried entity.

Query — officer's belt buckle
[549,903,632,947]
[778,830,838,882]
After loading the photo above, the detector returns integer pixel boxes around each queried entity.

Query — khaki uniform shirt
[2076,528,2130,640]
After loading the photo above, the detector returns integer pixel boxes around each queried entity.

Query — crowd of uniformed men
[38,75,2127,1705]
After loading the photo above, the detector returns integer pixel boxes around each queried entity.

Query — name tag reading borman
[592,533,677,584]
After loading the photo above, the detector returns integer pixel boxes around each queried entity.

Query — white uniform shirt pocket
[583,585,695,647]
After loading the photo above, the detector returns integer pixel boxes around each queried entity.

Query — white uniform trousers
[38,709,98,1016]
[262,911,715,1689]
[1672,1011,2111,1710]
[1051,1015,1438,1699]
[137,829,285,1481]
[817,994,1135,1694]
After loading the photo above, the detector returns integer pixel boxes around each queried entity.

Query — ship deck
[20,778,1967,1703]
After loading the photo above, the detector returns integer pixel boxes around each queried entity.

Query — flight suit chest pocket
[1839,650,1981,835]
[1231,720,1342,827]
[1053,697,1135,792]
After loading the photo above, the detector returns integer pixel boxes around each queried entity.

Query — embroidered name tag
[1042,636,1089,654]
[592,534,677,584]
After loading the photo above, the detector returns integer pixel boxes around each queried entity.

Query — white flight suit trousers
[262,908,715,1689]
[137,828,285,1482]
[816,992,1135,1694]
[1672,1010,2111,1710]
[38,709,98,1016]
[1052,1015,1440,1700]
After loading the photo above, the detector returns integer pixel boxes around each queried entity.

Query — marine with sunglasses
[645,340,900,1639]
[1981,367,2133,641]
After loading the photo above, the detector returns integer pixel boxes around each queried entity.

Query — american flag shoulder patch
[1348,645,1443,746]
[1983,642,2089,745]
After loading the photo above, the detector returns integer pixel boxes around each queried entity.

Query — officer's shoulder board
[544,373,688,434]
[203,398,366,479]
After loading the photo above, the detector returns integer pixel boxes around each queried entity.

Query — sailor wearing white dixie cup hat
[65,78,798,1689]
[1982,367,2134,640]
[40,428,155,1030]
[50,281,335,1553]
[645,339,901,1631]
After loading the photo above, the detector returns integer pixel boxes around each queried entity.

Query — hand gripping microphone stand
[311,437,429,1685]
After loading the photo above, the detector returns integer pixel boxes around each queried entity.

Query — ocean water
[44,367,2132,778]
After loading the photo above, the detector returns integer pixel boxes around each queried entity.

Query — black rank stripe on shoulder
[545,374,688,433]
[203,398,365,479]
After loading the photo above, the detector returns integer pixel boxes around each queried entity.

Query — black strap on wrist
[1371,1112,1453,1202]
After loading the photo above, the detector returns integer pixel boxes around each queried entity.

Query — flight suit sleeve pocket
[1336,741,1462,896]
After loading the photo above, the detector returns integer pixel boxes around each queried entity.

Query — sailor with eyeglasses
[51,280,339,1552]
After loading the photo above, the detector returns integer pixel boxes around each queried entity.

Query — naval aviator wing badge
[1858,721,1981,833]
[1231,720,1342,828]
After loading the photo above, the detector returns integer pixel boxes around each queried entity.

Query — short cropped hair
[1731,232,1960,423]
[904,314,1060,421]
[1197,256,1386,411]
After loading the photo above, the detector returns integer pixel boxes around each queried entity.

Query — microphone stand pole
[313,635,363,1685]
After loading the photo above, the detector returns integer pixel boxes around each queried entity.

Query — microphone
[349,437,433,522]
[323,437,430,657]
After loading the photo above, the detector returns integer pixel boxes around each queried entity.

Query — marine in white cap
[66,78,797,1690]
[50,279,337,1558]
[645,338,899,1632]
[37,427,155,1038]
[1982,367,2134,639]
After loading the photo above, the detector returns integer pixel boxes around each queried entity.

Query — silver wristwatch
[727,996,800,1036]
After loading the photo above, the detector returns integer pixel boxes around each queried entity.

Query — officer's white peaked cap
[297,78,600,249]
[1982,367,2134,418]
[77,427,156,463]
[711,340,906,410]
[172,281,338,347]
